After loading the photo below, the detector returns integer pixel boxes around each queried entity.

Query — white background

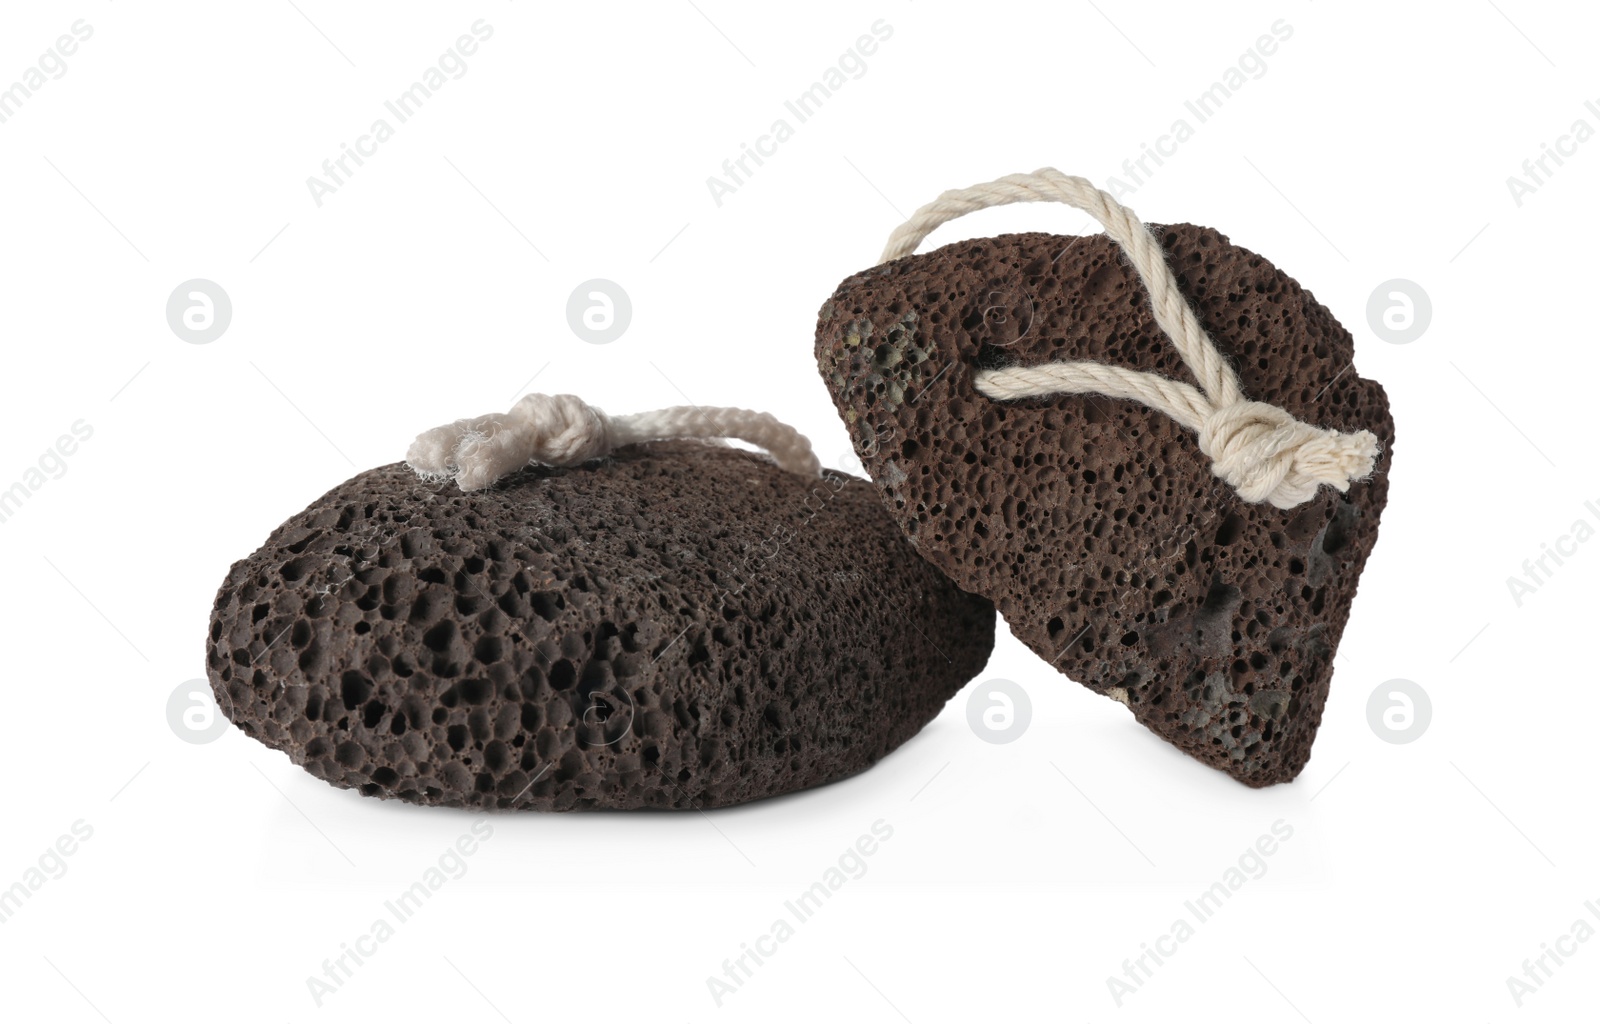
[1,1,1595,1020]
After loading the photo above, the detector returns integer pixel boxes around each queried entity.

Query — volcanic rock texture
[207,442,995,809]
[815,226,1393,786]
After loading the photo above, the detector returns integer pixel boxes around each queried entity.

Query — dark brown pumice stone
[815,226,1393,787]
[206,442,995,810]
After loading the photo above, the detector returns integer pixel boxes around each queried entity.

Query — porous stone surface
[206,442,995,810]
[815,226,1393,786]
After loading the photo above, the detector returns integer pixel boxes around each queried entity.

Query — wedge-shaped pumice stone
[816,226,1393,786]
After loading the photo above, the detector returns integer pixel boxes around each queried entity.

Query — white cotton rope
[407,393,821,492]
[880,167,1379,510]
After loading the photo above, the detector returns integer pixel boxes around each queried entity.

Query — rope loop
[881,167,1378,509]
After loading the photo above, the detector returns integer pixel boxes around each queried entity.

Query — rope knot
[407,394,821,492]
[507,393,614,465]
[1198,400,1379,509]
[407,393,613,492]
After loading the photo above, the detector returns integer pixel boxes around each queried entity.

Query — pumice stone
[815,169,1393,786]
[207,404,996,810]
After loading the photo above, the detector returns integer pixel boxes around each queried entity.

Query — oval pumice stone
[206,441,995,810]
[815,226,1394,787]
